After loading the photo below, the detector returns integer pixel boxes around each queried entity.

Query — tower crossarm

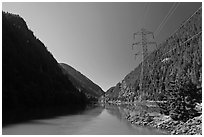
[132,42,142,45]
[132,42,142,50]
[134,52,141,59]
[133,32,142,39]
[147,41,157,45]
[142,30,153,35]
[147,41,157,48]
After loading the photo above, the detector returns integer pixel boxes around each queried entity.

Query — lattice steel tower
[132,28,157,94]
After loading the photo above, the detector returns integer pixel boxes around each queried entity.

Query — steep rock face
[107,7,202,101]
[60,63,104,98]
[2,12,88,124]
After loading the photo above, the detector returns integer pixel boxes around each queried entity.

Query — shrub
[161,79,201,122]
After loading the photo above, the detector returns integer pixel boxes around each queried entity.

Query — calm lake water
[2,105,166,135]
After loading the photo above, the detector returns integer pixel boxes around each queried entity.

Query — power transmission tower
[132,28,157,99]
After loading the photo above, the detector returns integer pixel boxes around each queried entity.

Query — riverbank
[3,103,102,127]
[3,106,166,135]
[105,101,202,135]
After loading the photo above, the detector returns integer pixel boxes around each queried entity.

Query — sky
[2,2,201,91]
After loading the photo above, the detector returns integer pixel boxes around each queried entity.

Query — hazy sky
[3,2,201,91]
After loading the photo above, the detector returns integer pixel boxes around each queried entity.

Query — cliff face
[106,7,202,102]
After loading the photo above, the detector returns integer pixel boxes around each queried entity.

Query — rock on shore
[171,115,202,135]
[125,108,202,135]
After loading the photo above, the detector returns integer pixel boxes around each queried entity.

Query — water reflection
[103,104,166,135]
[3,105,165,135]
[105,105,123,121]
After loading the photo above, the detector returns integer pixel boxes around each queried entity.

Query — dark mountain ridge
[60,63,104,98]
[2,11,90,125]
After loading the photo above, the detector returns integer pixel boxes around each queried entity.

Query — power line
[168,6,202,41]
[141,3,151,27]
[138,3,151,28]
[160,31,202,58]
[154,3,177,35]
[143,7,202,62]
[156,3,180,36]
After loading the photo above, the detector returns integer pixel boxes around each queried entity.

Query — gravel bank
[123,104,202,135]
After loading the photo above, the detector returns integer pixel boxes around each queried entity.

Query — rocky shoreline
[125,111,202,135]
[106,102,202,135]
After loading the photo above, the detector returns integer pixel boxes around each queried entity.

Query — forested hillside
[2,12,89,125]
[105,7,202,122]
[60,63,104,98]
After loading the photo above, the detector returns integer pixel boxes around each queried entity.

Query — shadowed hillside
[2,12,90,125]
[106,86,115,96]
[60,63,104,98]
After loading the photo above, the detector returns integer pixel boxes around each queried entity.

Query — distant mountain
[106,86,115,94]
[2,12,89,125]
[60,63,104,98]
[105,86,115,98]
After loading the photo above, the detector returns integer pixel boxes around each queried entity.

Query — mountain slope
[105,7,202,103]
[106,86,115,95]
[2,12,89,125]
[104,7,202,122]
[105,86,115,99]
[60,63,104,98]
